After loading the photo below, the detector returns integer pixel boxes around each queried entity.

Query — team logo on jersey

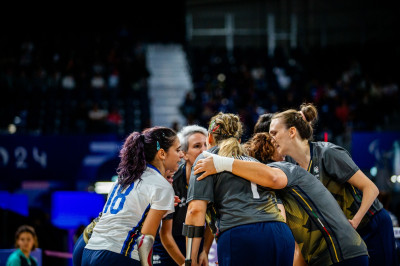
[153,254,161,264]
[310,166,320,180]
[314,166,319,174]
[179,197,187,207]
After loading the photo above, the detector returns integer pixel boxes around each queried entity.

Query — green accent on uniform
[269,161,368,265]
[306,141,382,229]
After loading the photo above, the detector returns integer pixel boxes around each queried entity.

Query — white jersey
[85,166,175,261]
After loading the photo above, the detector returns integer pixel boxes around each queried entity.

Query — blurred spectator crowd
[1,30,399,143]
[182,46,400,144]
[0,26,150,136]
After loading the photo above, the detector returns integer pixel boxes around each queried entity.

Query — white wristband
[202,151,234,173]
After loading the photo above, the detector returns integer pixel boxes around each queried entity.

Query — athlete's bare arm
[141,209,168,237]
[160,219,186,265]
[194,155,287,189]
[185,200,207,266]
[347,170,379,229]
[198,225,213,266]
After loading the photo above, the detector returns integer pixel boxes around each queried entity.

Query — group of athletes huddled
[72,103,397,266]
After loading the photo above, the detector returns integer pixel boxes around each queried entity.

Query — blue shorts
[217,222,295,266]
[72,234,86,266]
[82,248,140,266]
[358,209,397,266]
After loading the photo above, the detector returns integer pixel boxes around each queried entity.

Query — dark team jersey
[187,146,284,233]
[298,141,383,229]
[269,161,368,265]
[153,163,205,264]
[153,163,188,264]
[168,163,190,236]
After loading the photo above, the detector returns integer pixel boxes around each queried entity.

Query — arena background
[0,1,399,265]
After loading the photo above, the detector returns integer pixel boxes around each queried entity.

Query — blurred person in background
[87,102,108,133]
[7,225,39,266]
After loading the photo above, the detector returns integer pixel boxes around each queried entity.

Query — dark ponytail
[254,113,274,133]
[117,127,177,188]
[117,132,146,189]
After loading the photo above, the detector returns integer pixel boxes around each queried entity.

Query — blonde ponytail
[218,137,245,157]
[208,112,245,157]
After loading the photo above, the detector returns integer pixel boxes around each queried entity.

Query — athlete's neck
[148,160,165,177]
[290,139,311,170]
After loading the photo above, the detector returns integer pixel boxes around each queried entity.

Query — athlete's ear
[289,126,297,139]
[158,149,166,160]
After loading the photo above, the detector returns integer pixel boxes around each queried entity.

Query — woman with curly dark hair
[82,127,183,266]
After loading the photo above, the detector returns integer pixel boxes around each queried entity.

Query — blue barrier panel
[51,191,105,229]
[351,131,400,169]
[0,191,28,216]
[0,134,121,183]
